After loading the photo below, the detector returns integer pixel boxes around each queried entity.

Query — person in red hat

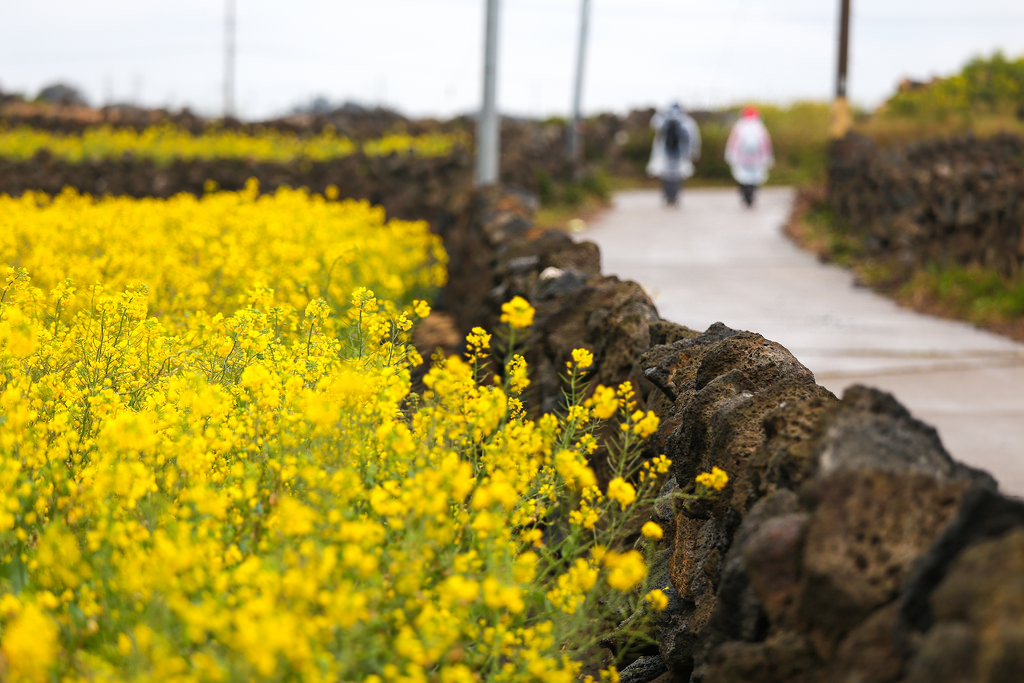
[724,106,774,207]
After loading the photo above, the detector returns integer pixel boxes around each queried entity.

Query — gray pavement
[581,186,1024,497]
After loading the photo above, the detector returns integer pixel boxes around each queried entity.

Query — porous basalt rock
[794,469,970,658]
[905,527,1024,683]
[827,132,1024,280]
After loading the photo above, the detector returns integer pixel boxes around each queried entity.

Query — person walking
[646,102,701,207]
[725,106,774,207]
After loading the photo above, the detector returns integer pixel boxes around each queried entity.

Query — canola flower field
[0,124,466,164]
[0,180,725,682]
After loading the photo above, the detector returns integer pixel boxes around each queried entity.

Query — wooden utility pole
[476,0,500,187]
[829,0,852,138]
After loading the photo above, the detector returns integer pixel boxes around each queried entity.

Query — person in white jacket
[724,106,774,207]
[646,102,701,207]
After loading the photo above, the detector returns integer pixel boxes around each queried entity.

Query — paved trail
[582,187,1024,497]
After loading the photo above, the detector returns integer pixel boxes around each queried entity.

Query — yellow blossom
[554,450,597,490]
[569,505,600,530]
[0,123,464,163]
[631,410,660,439]
[603,550,646,592]
[1,602,60,681]
[412,299,431,318]
[0,306,39,358]
[641,521,664,540]
[645,589,669,611]
[696,466,729,492]
[606,477,636,510]
[506,354,530,394]
[569,348,593,371]
[546,558,599,613]
[586,385,619,420]
[500,296,535,329]
[466,326,491,353]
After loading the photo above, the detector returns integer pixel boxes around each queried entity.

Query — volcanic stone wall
[0,129,578,230]
[439,187,1024,683]
[0,151,473,228]
[827,133,1024,279]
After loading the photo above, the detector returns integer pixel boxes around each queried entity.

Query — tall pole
[568,0,591,172]
[836,0,850,99]
[476,0,500,187]
[829,0,852,138]
[224,0,236,119]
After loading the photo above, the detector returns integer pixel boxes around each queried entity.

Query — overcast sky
[3,1,1023,121]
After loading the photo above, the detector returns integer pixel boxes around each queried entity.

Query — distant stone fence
[0,120,598,230]
[437,187,1024,683]
[827,133,1024,279]
[0,151,473,228]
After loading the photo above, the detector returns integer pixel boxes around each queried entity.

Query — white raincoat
[725,110,774,186]
[646,105,702,181]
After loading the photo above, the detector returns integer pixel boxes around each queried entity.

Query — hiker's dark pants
[740,184,756,207]
[661,177,683,206]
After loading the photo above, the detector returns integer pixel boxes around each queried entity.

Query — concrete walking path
[581,187,1024,497]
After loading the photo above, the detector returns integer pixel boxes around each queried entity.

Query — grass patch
[533,169,617,232]
[534,191,611,232]
[783,185,864,267]
[899,264,1024,326]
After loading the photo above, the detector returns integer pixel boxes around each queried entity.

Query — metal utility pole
[829,0,852,138]
[568,0,592,172]
[224,0,236,119]
[476,0,500,187]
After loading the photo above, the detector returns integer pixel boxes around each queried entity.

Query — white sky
[2,1,1023,121]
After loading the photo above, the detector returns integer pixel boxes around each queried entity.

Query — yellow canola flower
[631,410,660,439]
[569,504,600,530]
[545,558,599,614]
[603,550,647,592]
[696,466,730,492]
[569,347,594,371]
[0,305,38,358]
[648,454,672,475]
[482,576,525,614]
[0,122,467,163]
[0,185,447,321]
[514,551,539,583]
[606,477,637,510]
[554,449,597,491]
[500,296,535,329]
[1,601,60,681]
[412,299,431,318]
[506,353,530,394]
[587,385,620,420]
[465,326,491,354]
[645,588,669,611]
[641,521,664,540]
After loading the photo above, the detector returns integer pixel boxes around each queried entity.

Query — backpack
[662,117,689,157]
